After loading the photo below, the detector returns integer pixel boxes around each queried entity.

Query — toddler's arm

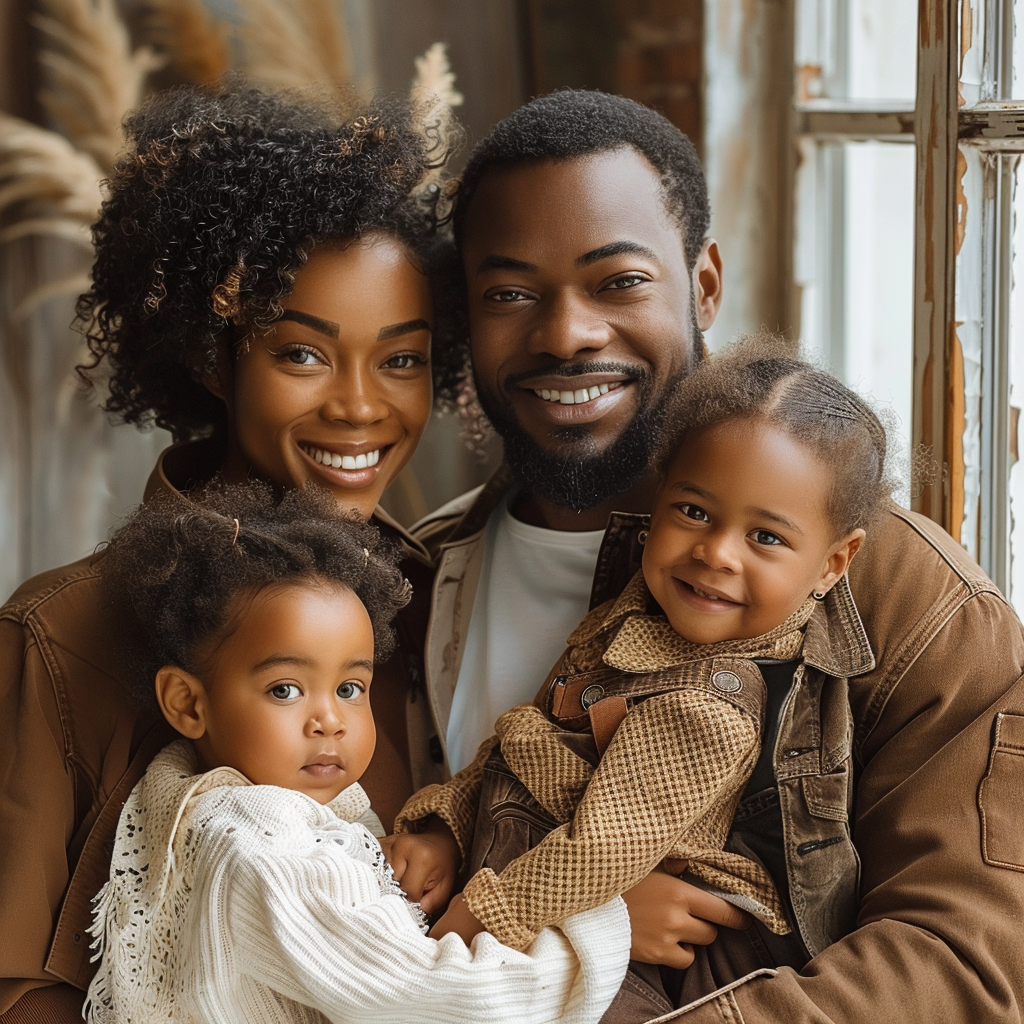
[460,694,761,950]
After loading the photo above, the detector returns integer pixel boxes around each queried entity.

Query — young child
[85,482,629,1024]
[388,339,894,1015]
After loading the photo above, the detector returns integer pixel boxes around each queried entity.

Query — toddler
[85,482,628,1024]
[390,340,894,1015]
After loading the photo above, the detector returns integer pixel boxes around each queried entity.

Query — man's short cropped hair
[453,89,710,273]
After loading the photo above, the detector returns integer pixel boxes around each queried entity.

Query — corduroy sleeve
[462,691,765,951]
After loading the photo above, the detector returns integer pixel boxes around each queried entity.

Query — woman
[0,84,460,1022]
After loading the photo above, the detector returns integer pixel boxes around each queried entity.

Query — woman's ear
[815,528,866,597]
[155,666,208,740]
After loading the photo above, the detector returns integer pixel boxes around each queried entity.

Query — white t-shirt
[446,499,605,773]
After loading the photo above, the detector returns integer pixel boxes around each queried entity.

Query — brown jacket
[414,470,1024,1024]
[0,441,438,1018]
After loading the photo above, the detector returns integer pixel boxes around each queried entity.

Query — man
[416,90,1024,1021]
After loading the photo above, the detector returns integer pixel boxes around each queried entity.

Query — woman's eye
[282,347,321,366]
[337,681,363,700]
[270,683,301,700]
[383,352,429,370]
[752,529,784,547]
[677,503,710,523]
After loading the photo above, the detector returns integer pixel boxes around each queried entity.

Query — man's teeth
[305,446,380,470]
[534,382,616,405]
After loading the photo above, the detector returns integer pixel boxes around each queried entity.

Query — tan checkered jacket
[397,572,817,951]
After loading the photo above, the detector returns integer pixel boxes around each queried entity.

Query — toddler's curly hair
[77,81,464,442]
[654,333,896,537]
[100,482,410,705]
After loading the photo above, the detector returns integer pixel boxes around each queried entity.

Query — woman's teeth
[534,382,617,405]
[304,446,380,470]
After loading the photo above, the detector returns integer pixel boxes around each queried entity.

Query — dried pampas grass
[409,42,463,191]
[0,112,102,248]
[144,0,233,85]
[33,0,163,171]
[236,0,351,91]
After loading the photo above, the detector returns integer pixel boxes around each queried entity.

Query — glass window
[796,0,917,103]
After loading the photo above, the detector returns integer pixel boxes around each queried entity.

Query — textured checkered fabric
[398,573,817,950]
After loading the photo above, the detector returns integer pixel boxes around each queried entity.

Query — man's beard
[482,376,663,512]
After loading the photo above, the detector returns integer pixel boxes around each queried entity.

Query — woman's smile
[218,234,434,518]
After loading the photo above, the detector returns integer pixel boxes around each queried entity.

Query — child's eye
[281,346,322,366]
[751,529,784,546]
[677,503,710,523]
[337,681,364,700]
[270,682,301,700]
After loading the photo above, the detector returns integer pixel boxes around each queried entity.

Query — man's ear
[815,528,866,596]
[692,238,723,331]
[155,666,208,740]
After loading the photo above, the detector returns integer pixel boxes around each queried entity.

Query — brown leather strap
[588,695,629,757]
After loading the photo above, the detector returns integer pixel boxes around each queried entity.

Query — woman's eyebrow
[279,309,339,337]
[377,318,431,341]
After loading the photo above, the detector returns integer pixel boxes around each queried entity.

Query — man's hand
[380,817,461,916]
[623,859,751,969]
[428,892,486,945]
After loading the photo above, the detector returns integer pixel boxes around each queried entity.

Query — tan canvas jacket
[413,468,1024,1024]
[0,440,438,1020]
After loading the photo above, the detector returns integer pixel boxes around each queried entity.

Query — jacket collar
[569,570,875,678]
[445,463,515,543]
[143,439,432,566]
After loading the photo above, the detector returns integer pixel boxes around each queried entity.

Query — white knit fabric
[86,740,629,1024]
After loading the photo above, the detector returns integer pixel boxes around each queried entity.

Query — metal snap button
[711,670,742,693]
[580,684,605,709]
[637,529,649,545]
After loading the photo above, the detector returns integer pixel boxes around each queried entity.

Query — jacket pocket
[979,711,1024,871]
[800,764,850,821]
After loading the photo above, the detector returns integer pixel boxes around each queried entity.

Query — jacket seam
[854,583,989,758]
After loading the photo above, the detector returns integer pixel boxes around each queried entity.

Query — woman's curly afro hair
[77,82,463,442]
[100,480,411,706]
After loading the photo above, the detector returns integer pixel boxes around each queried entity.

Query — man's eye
[270,683,301,699]
[751,529,784,546]
[337,681,363,700]
[485,287,530,303]
[677,503,710,523]
[282,347,321,366]
[605,273,648,290]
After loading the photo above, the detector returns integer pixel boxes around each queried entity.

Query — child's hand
[428,893,485,945]
[622,858,751,968]
[380,817,461,916]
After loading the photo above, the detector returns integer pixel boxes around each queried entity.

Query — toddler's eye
[677,503,710,523]
[751,529,784,546]
[270,683,301,700]
[337,681,363,700]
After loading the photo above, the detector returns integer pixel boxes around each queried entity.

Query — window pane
[794,141,916,503]
[796,0,916,102]
[1008,155,1023,613]
[961,0,1024,104]
[957,146,1024,614]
